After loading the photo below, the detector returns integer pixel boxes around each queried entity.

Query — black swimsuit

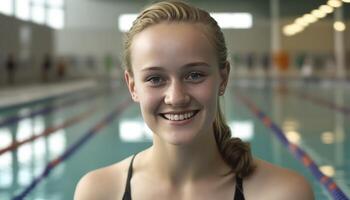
[122,155,245,200]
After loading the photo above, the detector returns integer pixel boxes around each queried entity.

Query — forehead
[130,22,217,71]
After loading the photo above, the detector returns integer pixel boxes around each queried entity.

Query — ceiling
[93,0,350,19]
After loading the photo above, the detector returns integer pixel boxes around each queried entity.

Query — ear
[124,70,139,102]
[219,61,230,95]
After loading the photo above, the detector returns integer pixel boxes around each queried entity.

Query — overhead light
[283,28,295,36]
[303,14,317,24]
[283,24,304,36]
[334,21,346,31]
[327,0,343,7]
[283,25,295,36]
[311,9,327,19]
[320,5,334,14]
[295,17,309,27]
[285,0,344,37]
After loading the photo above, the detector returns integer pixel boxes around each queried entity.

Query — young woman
[75,1,314,199]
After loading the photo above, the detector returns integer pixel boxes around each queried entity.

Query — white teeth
[163,112,195,121]
[179,115,184,120]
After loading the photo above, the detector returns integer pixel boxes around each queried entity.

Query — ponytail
[213,103,255,178]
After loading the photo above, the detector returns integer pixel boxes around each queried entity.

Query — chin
[161,129,202,146]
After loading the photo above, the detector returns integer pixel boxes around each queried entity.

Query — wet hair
[123,0,255,178]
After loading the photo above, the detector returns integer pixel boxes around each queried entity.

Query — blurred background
[0,0,349,199]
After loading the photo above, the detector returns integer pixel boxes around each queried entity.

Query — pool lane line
[12,98,132,200]
[234,90,349,200]
[0,104,99,156]
[284,88,350,117]
[0,86,112,129]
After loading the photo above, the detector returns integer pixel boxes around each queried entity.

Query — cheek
[191,79,219,105]
[136,86,162,114]
[199,81,220,124]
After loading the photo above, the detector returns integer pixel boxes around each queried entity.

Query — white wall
[0,14,54,85]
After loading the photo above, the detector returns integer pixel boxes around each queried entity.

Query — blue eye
[146,76,164,86]
[186,72,204,82]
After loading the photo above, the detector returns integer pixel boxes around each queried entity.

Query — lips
[160,110,199,121]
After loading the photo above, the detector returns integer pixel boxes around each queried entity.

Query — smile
[161,110,199,121]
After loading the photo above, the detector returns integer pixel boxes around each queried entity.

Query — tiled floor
[0,78,349,199]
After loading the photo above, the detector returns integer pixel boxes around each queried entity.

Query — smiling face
[125,22,229,146]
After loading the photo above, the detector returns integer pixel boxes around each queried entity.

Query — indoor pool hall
[1,0,350,200]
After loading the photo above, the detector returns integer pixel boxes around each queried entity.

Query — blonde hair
[123,0,255,178]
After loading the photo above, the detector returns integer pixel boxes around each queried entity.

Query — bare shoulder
[245,159,314,200]
[74,156,133,200]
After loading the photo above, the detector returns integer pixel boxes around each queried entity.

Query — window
[47,7,64,29]
[118,12,253,32]
[16,0,30,20]
[47,0,63,7]
[46,0,65,29]
[118,14,138,32]
[0,0,65,29]
[31,5,45,24]
[210,13,253,29]
[0,0,14,15]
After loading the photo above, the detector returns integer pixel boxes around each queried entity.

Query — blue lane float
[235,90,349,200]
[12,98,132,200]
[0,105,97,156]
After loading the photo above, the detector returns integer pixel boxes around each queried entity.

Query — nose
[164,80,190,106]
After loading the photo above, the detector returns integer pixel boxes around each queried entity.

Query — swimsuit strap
[122,154,137,200]
[234,176,245,200]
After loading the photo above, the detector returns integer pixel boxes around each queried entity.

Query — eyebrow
[141,62,211,72]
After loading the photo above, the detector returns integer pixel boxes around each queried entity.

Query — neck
[147,132,230,185]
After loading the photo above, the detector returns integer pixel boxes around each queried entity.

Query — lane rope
[0,105,98,156]
[12,98,132,200]
[234,90,349,200]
